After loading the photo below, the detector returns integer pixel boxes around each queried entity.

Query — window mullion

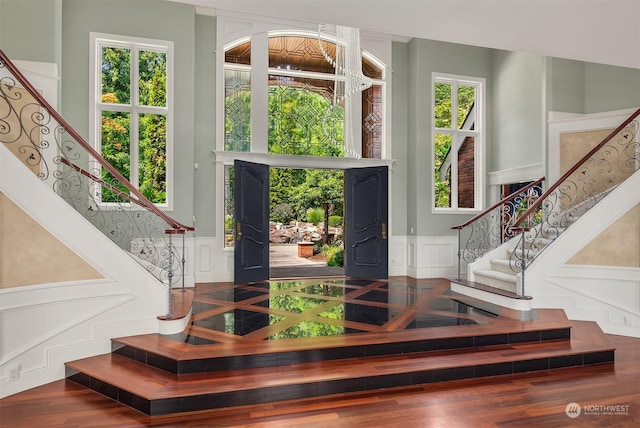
[251,32,268,154]
[131,48,140,189]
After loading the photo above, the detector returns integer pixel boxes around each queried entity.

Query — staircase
[65,297,614,416]
[470,189,612,295]
[454,108,640,300]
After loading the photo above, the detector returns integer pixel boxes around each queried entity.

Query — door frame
[215,152,393,282]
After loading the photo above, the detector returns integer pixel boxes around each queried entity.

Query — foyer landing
[65,278,615,416]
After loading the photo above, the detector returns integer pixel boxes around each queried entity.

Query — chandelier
[318,24,372,158]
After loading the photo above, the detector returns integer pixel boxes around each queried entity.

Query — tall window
[90,33,173,206]
[223,32,385,158]
[432,73,484,211]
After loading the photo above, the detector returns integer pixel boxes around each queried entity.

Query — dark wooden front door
[344,166,388,279]
[234,160,270,284]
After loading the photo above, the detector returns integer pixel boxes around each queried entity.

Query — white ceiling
[175,0,640,69]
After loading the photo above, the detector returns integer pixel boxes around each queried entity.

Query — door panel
[345,166,388,279]
[234,160,270,284]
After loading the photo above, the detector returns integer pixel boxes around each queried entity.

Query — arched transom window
[223,31,385,159]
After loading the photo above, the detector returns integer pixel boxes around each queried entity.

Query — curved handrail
[512,107,640,230]
[0,49,194,232]
[451,177,545,230]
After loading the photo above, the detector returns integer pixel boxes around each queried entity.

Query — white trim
[431,73,486,214]
[488,164,545,186]
[213,150,394,169]
[450,282,533,312]
[404,235,458,279]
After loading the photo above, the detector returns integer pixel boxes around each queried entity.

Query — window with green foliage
[432,73,484,211]
[91,33,173,206]
[223,33,385,158]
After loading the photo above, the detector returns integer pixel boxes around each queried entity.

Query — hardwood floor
[2,278,638,426]
[1,336,638,426]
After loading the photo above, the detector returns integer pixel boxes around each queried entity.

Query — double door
[234,160,388,284]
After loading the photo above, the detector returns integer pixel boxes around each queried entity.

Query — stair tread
[474,269,518,281]
[66,320,612,400]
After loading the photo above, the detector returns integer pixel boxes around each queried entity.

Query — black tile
[437,336,474,350]
[318,346,365,361]
[112,345,137,360]
[268,382,317,402]
[410,370,435,385]
[365,342,405,357]
[65,370,91,387]
[404,339,438,354]
[179,356,230,373]
[209,388,267,409]
[508,331,541,344]
[366,373,411,390]
[475,362,513,377]
[433,366,475,382]
[584,350,615,365]
[318,378,366,395]
[513,358,549,373]
[474,334,509,347]
[550,354,584,369]
[229,353,279,370]
[541,328,570,341]
[118,388,151,415]
[147,352,177,373]
[277,351,318,365]
[90,378,118,400]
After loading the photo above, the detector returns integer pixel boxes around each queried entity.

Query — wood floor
[0,333,637,427]
[1,278,638,426]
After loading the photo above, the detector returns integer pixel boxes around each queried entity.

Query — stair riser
[66,350,614,416]
[112,328,571,374]
[473,274,518,294]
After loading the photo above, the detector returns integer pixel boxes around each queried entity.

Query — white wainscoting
[191,235,457,281]
[403,235,458,279]
[192,237,234,283]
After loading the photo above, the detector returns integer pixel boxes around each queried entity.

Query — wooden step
[108,311,571,375]
[65,320,613,416]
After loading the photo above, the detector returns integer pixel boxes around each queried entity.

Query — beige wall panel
[568,204,640,267]
[0,192,103,288]
[560,127,635,202]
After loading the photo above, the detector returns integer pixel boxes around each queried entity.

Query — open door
[234,160,270,284]
[344,166,388,279]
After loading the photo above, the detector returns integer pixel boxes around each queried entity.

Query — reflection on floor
[162,278,498,346]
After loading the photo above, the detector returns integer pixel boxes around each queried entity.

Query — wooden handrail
[451,177,545,230]
[512,107,640,230]
[0,49,194,232]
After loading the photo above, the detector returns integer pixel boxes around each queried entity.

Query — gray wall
[61,0,196,228]
[584,63,640,113]
[405,38,494,237]
[490,50,546,173]
[0,0,61,66]
[390,41,409,237]
[193,14,217,237]
[547,58,640,114]
[3,0,639,241]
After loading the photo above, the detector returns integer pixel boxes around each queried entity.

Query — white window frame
[431,72,485,214]
[216,26,390,164]
[89,32,174,209]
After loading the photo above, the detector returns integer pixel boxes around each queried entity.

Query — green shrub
[322,244,344,267]
[306,207,324,224]
[271,203,295,223]
[328,215,342,227]
[224,215,234,231]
